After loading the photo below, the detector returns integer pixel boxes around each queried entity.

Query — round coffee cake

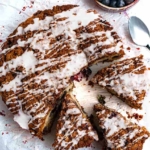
[0,4,125,139]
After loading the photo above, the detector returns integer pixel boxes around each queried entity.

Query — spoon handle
[146,45,150,50]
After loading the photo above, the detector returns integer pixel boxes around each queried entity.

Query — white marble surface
[0,0,150,150]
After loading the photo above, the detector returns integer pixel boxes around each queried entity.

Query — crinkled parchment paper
[0,0,150,150]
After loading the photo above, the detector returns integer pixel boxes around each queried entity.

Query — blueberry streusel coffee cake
[91,55,150,109]
[53,92,98,150]
[0,4,125,139]
[93,103,149,150]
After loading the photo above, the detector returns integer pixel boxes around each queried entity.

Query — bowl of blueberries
[95,0,139,12]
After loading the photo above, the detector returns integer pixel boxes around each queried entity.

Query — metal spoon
[128,16,150,50]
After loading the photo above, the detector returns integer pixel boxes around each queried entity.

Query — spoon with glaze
[128,16,150,50]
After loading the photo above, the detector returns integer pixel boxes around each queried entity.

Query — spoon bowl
[128,16,150,49]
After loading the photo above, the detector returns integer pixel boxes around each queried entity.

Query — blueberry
[81,68,92,80]
[101,0,110,6]
[116,0,126,7]
[124,0,134,5]
[110,0,117,7]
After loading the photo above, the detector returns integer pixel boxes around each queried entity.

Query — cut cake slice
[91,55,150,109]
[93,103,149,150]
[53,92,98,150]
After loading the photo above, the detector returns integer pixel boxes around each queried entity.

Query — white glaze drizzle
[95,104,149,149]
[95,55,150,106]
[0,5,124,132]
[14,108,30,129]
[54,94,98,149]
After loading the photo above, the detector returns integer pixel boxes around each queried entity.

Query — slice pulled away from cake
[53,92,98,150]
[91,55,150,109]
[93,103,149,150]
